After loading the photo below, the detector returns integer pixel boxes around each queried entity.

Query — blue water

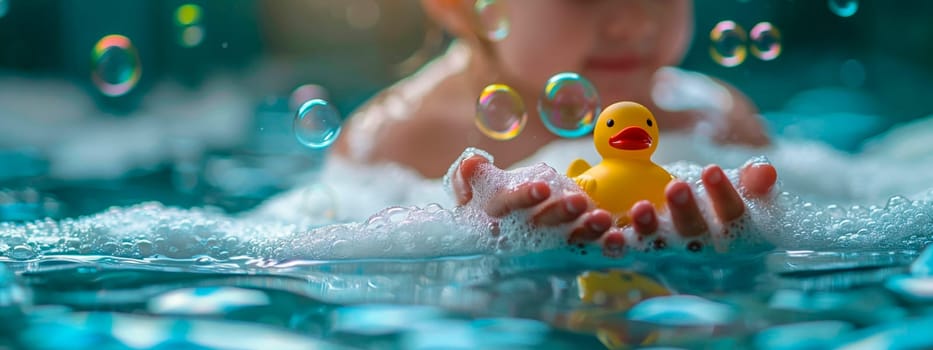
[2,1,933,347]
[1,244,932,349]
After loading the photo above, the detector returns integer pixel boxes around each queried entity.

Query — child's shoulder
[334,45,478,176]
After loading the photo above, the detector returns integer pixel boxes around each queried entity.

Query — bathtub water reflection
[2,247,933,349]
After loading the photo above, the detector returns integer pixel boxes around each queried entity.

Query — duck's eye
[607,119,615,127]
[646,119,653,127]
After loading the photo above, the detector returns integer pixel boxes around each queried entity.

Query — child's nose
[602,1,656,41]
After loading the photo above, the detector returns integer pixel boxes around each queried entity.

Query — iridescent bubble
[537,72,600,138]
[293,99,342,149]
[709,20,747,67]
[476,84,526,141]
[90,34,142,97]
[474,0,509,41]
[828,0,858,17]
[750,22,782,61]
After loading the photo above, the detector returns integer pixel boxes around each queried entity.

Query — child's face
[489,0,693,103]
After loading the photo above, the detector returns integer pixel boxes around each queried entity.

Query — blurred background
[0,0,931,221]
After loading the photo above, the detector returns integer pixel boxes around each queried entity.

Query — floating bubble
[828,0,858,17]
[474,0,509,41]
[750,22,782,61]
[175,4,202,26]
[709,20,747,67]
[0,0,8,18]
[537,72,600,138]
[90,34,142,97]
[293,99,342,149]
[475,84,526,141]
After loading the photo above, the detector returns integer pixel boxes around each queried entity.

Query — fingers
[702,165,745,222]
[453,155,489,205]
[485,181,550,217]
[599,228,626,258]
[567,209,613,244]
[531,193,589,226]
[739,162,777,198]
[666,180,708,237]
[628,200,658,236]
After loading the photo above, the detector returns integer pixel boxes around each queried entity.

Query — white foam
[2,116,933,260]
[0,76,251,180]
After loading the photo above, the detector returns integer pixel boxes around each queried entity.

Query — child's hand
[451,155,615,244]
[624,162,778,249]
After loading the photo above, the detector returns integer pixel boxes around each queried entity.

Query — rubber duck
[567,101,674,225]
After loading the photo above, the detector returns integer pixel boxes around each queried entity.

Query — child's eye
[607,119,615,127]
[646,119,653,127]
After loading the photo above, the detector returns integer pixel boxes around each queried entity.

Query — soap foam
[2,121,933,260]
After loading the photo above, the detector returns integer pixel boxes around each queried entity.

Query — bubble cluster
[537,72,600,138]
[474,0,509,41]
[90,34,142,97]
[828,0,859,17]
[750,22,782,61]
[709,20,748,67]
[293,99,342,149]
[175,3,205,47]
[475,84,526,141]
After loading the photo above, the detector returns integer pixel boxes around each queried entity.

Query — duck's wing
[566,158,591,178]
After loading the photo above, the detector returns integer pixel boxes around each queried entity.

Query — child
[333,0,778,254]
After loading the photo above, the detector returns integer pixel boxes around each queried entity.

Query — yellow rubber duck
[567,101,674,225]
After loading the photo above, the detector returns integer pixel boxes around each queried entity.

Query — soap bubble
[537,72,600,138]
[90,34,142,97]
[709,20,747,67]
[474,0,509,41]
[476,84,526,141]
[750,22,782,61]
[293,99,342,149]
[828,0,858,17]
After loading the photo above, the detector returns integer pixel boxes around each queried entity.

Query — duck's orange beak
[609,127,651,150]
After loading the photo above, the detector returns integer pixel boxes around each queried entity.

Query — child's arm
[714,79,771,147]
[333,104,468,178]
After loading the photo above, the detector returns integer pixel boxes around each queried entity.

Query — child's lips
[584,56,642,72]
